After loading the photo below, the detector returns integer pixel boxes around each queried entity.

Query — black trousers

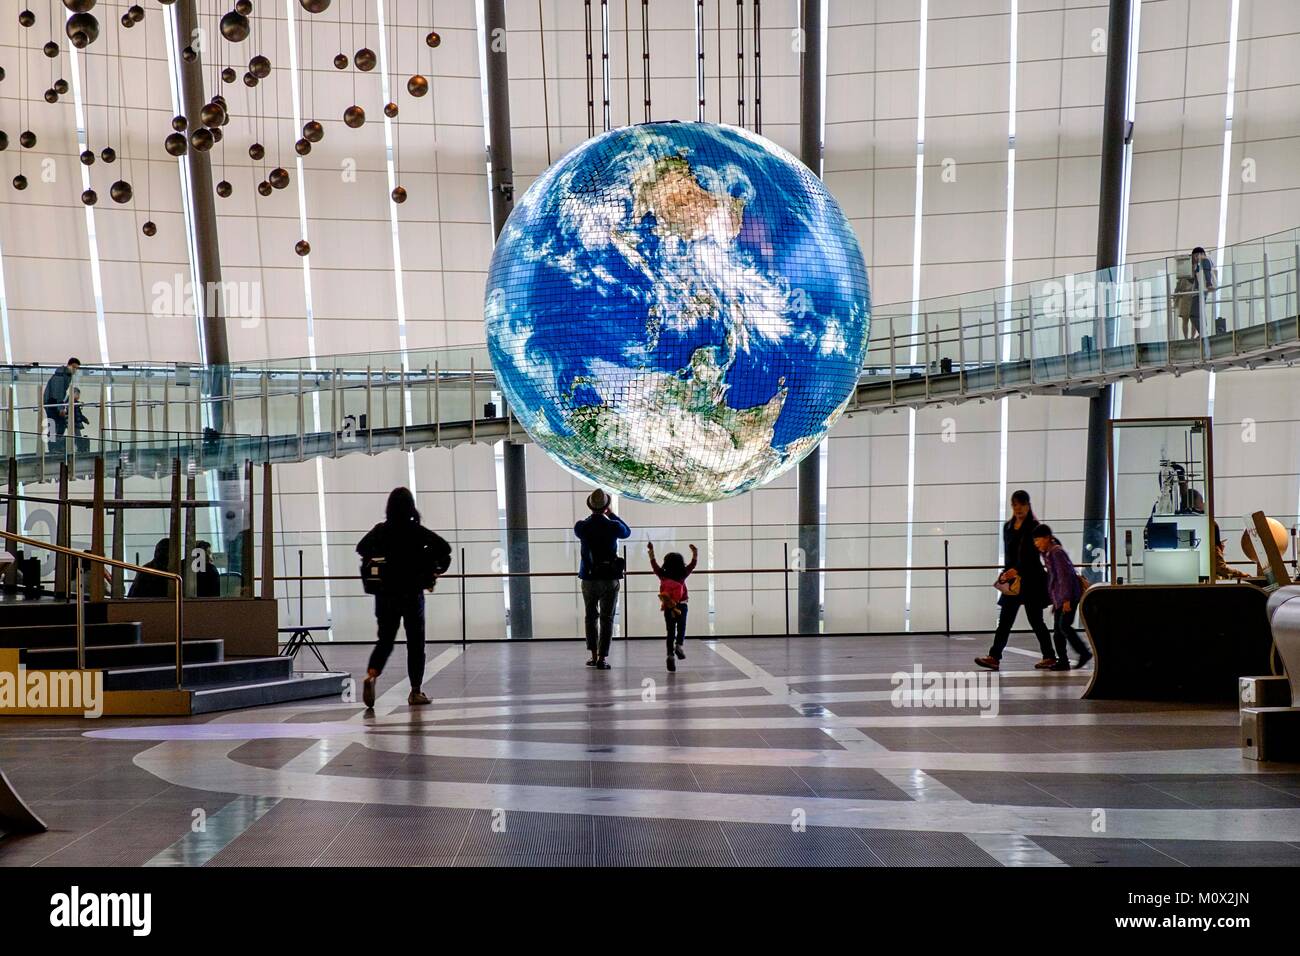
[368,590,426,689]
[664,602,688,651]
[581,579,620,658]
[988,598,1054,660]
[1052,606,1088,661]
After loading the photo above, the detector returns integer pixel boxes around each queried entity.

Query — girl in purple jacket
[1032,525,1092,671]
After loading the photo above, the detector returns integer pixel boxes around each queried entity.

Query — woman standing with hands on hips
[975,490,1056,671]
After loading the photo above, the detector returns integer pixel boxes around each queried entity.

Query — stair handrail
[0,529,184,691]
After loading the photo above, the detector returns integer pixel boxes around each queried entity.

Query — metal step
[188,671,350,714]
[21,639,224,669]
[0,622,143,649]
[103,656,293,691]
[0,601,110,629]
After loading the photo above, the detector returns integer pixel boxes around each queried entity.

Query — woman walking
[975,490,1056,671]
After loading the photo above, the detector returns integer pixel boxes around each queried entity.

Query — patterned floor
[3,633,1300,867]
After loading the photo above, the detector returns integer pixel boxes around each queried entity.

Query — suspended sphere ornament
[200,102,226,128]
[302,120,324,143]
[12,175,28,191]
[81,188,98,206]
[80,149,95,165]
[298,0,329,12]
[249,55,271,78]
[248,142,264,160]
[44,41,59,58]
[269,167,290,189]
[164,132,188,156]
[19,130,36,149]
[219,11,249,42]
[189,128,214,151]
[333,53,348,70]
[66,12,99,47]
[142,220,157,236]
[61,0,95,11]
[391,186,407,204]
[257,180,272,197]
[294,138,311,156]
[18,10,36,27]
[425,31,440,48]
[343,105,365,128]
[54,79,68,94]
[109,180,132,203]
[295,239,311,256]
[128,4,144,21]
[243,72,258,87]
[0,132,7,151]
[216,180,233,198]
[384,102,398,118]
[182,46,196,62]
[171,115,188,132]
[210,127,223,143]
[235,0,252,14]
[121,13,133,27]
[406,74,428,97]
[44,89,59,104]
[222,67,237,84]
[354,48,376,72]
[100,146,115,163]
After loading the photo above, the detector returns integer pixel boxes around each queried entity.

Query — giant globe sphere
[485,121,871,503]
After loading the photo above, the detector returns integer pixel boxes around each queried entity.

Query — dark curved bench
[1080,582,1276,702]
[0,765,46,835]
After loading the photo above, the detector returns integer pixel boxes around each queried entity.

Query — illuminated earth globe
[485,121,871,503]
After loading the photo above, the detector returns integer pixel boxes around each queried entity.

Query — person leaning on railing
[41,357,80,447]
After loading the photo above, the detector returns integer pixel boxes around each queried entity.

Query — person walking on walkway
[1032,524,1091,670]
[975,489,1056,671]
[42,357,79,449]
[357,487,452,709]
[574,488,630,670]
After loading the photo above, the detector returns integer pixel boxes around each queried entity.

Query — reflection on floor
[3,634,1300,867]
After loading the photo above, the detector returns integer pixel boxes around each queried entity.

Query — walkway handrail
[0,529,184,689]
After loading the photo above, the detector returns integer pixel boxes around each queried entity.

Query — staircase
[0,598,347,716]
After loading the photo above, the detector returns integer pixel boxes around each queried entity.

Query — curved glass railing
[3,225,1298,459]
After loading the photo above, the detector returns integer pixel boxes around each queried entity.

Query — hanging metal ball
[12,175,28,191]
[249,55,271,79]
[210,126,223,143]
[294,138,311,156]
[171,115,187,132]
[142,220,156,237]
[295,239,311,256]
[181,46,196,62]
[219,11,249,42]
[0,67,6,81]
[19,130,36,149]
[61,0,95,11]
[302,120,324,143]
[80,149,95,165]
[53,79,68,94]
[216,180,233,198]
[269,167,289,190]
[0,132,7,151]
[43,41,59,58]
[109,180,132,204]
[257,180,272,197]
[221,67,237,84]
[425,31,440,48]
[164,132,188,156]
[406,74,428,98]
[66,12,99,47]
[44,89,59,104]
[18,10,36,27]
[81,188,98,206]
[354,48,376,72]
[248,142,264,161]
[234,0,252,14]
[189,128,214,151]
[243,72,258,87]
[333,53,348,70]
[121,12,133,27]
[343,105,365,129]
[298,0,329,12]
[384,102,398,118]
[391,186,407,204]
[200,102,226,128]
[214,95,228,110]
[128,4,144,21]
[100,146,115,163]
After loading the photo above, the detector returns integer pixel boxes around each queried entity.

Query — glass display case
[1108,417,1214,584]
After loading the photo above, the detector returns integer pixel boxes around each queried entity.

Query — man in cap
[574,488,631,669]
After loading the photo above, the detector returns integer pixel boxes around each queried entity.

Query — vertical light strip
[66,45,111,367]
[284,0,332,621]
[374,0,417,491]
[161,9,208,368]
[902,0,928,630]
[1208,0,1240,420]
[816,0,828,618]
[1109,0,1141,435]
[996,0,1018,566]
[0,221,24,529]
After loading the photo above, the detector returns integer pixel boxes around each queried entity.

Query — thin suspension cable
[584,0,595,137]
[736,0,744,127]
[538,0,552,162]
[600,0,611,130]
[753,0,762,132]
[641,0,650,122]
[695,0,705,121]
[623,0,631,125]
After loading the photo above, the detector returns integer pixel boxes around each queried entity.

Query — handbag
[994,573,1021,597]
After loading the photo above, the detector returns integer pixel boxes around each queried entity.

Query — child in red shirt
[648,542,697,672]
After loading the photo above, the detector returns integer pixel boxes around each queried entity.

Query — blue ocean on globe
[485,121,871,504]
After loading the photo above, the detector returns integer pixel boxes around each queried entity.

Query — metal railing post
[331,369,340,458]
[922,313,931,400]
[365,365,374,455]
[399,366,407,450]
[888,318,896,406]
[943,538,950,637]
[296,370,305,461]
[434,362,441,446]
[1229,247,1240,349]
[75,559,85,671]
[956,306,966,394]
[381,366,390,431]
[470,356,478,444]
[1263,250,1274,349]
[260,371,269,437]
